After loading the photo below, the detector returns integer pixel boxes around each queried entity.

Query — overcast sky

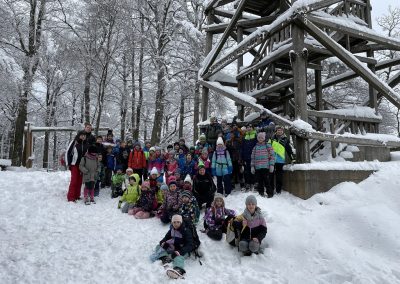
[370,0,399,29]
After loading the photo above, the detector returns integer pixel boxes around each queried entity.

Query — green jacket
[119,173,141,204]
[112,173,125,186]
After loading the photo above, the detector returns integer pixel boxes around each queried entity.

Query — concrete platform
[283,168,376,199]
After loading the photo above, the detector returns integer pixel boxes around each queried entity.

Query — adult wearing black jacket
[83,122,96,146]
[192,164,216,208]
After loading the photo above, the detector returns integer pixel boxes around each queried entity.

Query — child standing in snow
[118,174,141,213]
[251,132,275,198]
[150,214,193,279]
[79,145,99,205]
[203,194,235,240]
[128,180,156,219]
[232,195,267,256]
[211,137,233,197]
[94,153,105,197]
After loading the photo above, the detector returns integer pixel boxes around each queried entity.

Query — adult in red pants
[65,131,87,202]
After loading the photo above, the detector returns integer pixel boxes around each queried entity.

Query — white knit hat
[184,174,192,185]
[217,137,224,145]
[171,214,183,223]
[150,167,158,175]
[149,147,156,152]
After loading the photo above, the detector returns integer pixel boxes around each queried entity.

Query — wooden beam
[202,17,293,79]
[308,14,400,51]
[210,15,258,57]
[249,78,294,98]
[308,110,382,123]
[299,16,400,108]
[201,0,249,77]
[203,16,278,33]
[237,44,292,79]
[205,0,236,13]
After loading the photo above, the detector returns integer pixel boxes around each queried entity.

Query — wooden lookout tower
[199,0,400,198]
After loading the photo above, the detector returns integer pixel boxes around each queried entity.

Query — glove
[118,201,122,209]
[269,165,274,173]
[251,167,255,174]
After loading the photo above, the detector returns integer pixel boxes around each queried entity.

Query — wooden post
[237,23,245,121]
[315,61,323,131]
[291,23,310,163]
[24,122,33,168]
[201,12,213,121]
[330,120,336,158]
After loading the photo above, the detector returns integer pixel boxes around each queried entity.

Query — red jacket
[128,149,147,170]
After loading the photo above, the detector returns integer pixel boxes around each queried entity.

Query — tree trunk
[193,82,200,141]
[83,67,92,123]
[150,64,165,144]
[178,94,185,138]
[121,54,128,141]
[134,12,145,141]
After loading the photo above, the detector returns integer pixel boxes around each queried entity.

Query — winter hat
[129,174,138,182]
[197,160,205,169]
[126,167,133,173]
[134,141,141,147]
[167,175,177,185]
[199,133,206,142]
[142,180,150,189]
[184,174,192,185]
[179,137,185,143]
[160,183,169,191]
[257,132,266,141]
[214,193,224,202]
[149,147,156,152]
[150,167,159,176]
[180,190,192,199]
[88,145,97,154]
[216,137,224,146]
[167,144,173,150]
[190,146,195,151]
[245,195,257,206]
[275,125,284,131]
[241,126,247,132]
[171,214,183,223]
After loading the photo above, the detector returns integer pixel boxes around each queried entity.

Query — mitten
[269,165,274,173]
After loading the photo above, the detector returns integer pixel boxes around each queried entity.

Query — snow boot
[84,198,90,205]
[90,199,96,204]
[160,256,172,265]
[166,267,185,279]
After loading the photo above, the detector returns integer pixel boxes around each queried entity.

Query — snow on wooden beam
[237,43,293,79]
[249,78,294,98]
[299,17,400,109]
[201,0,248,78]
[205,0,236,13]
[203,16,278,33]
[308,109,382,123]
[308,13,400,51]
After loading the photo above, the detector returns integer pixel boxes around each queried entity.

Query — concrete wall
[283,170,375,199]
[346,146,390,162]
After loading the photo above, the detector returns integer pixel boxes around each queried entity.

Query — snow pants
[121,202,135,213]
[150,245,187,270]
[217,174,232,195]
[243,159,254,186]
[255,168,273,197]
[271,163,284,193]
[67,165,82,202]
[239,240,260,253]
[83,181,95,201]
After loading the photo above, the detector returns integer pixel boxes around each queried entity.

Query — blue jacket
[106,153,116,170]
[241,131,257,161]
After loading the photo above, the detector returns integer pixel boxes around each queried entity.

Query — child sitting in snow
[123,168,134,190]
[118,174,140,213]
[150,214,193,279]
[159,179,182,224]
[128,180,156,219]
[111,166,125,198]
[203,194,235,240]
[231,195,267,256]
[79,145,99,205]
[178,190,200,225]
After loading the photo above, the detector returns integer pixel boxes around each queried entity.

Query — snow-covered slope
[1,157,400,283]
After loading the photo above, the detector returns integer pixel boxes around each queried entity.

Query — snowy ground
[1,156,400,283]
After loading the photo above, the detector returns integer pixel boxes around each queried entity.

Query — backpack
[183,219,202,265]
